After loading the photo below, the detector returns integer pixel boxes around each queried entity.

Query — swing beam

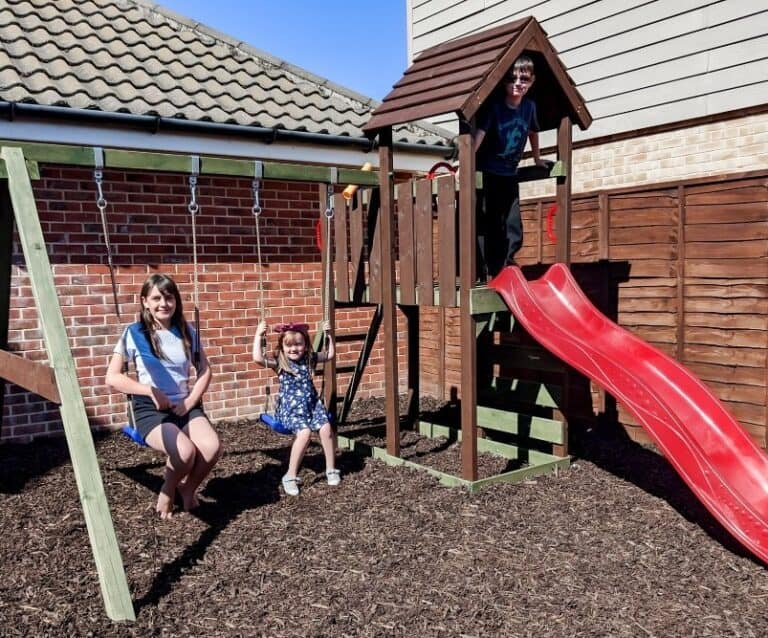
[0,139,381,184]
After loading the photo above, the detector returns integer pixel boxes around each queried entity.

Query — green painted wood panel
[0,159,40,179]
[0,140,379,185]
[477,405,565,443]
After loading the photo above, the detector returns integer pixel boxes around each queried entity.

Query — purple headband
[274,322,309,334]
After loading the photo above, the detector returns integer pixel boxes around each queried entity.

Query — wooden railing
[332,163,563,308]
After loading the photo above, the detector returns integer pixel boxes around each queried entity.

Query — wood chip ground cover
[1,398,767,637]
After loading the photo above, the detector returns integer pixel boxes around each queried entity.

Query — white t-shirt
[114,323,199,402]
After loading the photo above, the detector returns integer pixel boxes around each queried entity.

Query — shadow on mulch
[355,396,759,562]
[572,424,757,564]
[0,430,111,494]
[117,440,368,612]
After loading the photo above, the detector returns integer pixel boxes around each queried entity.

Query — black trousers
[477,172,522,278]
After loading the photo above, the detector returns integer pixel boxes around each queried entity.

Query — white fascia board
[0,120,440,174]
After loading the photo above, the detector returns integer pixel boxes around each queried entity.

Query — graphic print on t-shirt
[497,115,527,162]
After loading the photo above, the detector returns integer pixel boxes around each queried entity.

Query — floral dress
[274,355,330,433]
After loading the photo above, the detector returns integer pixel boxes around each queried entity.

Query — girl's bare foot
[156,485,175,519]
[178,481,200,511]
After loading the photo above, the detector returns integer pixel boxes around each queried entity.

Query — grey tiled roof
[0,0,452,147]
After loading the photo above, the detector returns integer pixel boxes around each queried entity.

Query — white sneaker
[326,469,341,486]
[281,474,300,496]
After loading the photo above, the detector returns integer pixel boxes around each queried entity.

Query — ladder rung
[315,364,357,375]
[334,329,371,341]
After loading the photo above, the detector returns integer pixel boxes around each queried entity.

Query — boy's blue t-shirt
[476,97,539,176]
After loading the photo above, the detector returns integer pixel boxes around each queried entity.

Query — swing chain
[252,178,262,217]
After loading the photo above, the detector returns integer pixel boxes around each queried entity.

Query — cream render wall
[521,112,768,199]
[407,1,768,141]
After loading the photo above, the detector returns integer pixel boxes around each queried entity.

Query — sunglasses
[505,74,532,84]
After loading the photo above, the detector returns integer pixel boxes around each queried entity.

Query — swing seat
[121,423,148,447]
[259,409,335,436]
[259,413,294,436]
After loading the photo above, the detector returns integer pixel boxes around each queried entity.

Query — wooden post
[555,117,573,454]
[458,121,477,481]
[0,184,13,429]
[536,201,543,264]
[555,116,573,265]
[1,147,135,621]
[378,128,400,457]
[404,306,420,428]
[676,185,686,362]
[598,192,609,261]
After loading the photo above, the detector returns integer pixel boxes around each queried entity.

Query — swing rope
[318,174,336,413]
[257,169,336,434]
[188,156,201,366]
[93,148,140,441]
[252,161,265,319]
[250,162,279,422]
[93,149,161,570]
[93,148,121,320]
[323,179,334,325]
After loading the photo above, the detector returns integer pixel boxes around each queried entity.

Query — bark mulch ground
[2,397,768,637]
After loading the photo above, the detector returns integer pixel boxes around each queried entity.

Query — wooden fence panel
[397,180,416,305]
[436,175,456,307]
[681,175,768,446]
[333,193,349,302]
[349,192,365,303]
[414,179,434,305]
[369,191,382,304]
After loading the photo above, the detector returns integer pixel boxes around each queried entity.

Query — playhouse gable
[363,16,592,134]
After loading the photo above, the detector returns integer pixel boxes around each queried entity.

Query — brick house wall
[3,164,406,442]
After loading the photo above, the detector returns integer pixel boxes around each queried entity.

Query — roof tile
[0,0,451,147]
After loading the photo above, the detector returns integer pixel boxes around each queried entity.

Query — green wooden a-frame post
[0,146,135,621]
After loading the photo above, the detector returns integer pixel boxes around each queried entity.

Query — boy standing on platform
[474,55,547,277]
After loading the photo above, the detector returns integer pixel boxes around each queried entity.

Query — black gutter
[0,102,455,158]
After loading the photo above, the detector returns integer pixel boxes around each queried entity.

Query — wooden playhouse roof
[363,17,592,135]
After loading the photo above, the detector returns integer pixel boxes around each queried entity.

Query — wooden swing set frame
[0,141,378,621]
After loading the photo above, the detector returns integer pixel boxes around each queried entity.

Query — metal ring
[96,198,107,210]
[188,202,199,215]
[324,206,334,219]
[252,204,262,216]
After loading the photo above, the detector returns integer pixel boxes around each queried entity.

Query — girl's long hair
[138,273,192,361]
[273,326,314,376]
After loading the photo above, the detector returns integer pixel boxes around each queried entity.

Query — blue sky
[157,0,407,101]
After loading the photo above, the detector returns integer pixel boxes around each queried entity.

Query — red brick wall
[3,164,405,442]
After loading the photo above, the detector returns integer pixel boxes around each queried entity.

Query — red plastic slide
[490,263,768,564]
